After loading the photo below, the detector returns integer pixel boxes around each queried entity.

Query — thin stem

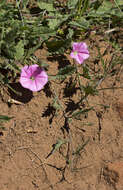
[98,86,123,91]
[113,0,122,14]
[16,0,25,44]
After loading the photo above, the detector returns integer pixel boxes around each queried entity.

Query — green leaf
[48,12,71,30]
[58,65,76,76]
[97,0,113,13]
[93,0,123,17]
[115,0,123,5]
[53,139,67,152]
[67,0,78,9]
[80,0,89,15]
[15,40,24,60]
[72,107,93,119]
[83,66,91,79]
[48,19,59,29]
[0,115,13,131]
[37,1,54,11]
[23,0,29,7]
[46,39,71,54]
[50,65,76,81]
[69,18,90,29]
[73,138,90,155]
[0,0,6,7]
[82,84,98,96]
[79,66,91,79]
[0,115,13,121]
[46,139,68,159]
[52,97,61,111]
[26,28,55,58]
[88,0,123,18]
[46,40,62,51]
[67,28,74,38]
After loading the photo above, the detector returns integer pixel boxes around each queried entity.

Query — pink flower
[19,64,48,92]
[70,42,89,64]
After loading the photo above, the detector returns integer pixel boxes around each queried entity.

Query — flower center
[74,51,78,55]
[30,76,35,80]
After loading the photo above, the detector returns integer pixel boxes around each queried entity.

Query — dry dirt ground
[0,34,123,190]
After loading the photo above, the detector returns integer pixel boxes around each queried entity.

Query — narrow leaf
[15,40,24,60]
[0,115,13,121]
[72,107,93,118]
[73,138,90,155]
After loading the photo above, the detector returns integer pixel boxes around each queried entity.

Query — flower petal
[79,52,89,60]
[20,64,48,92]
[30,64,39,74]
[20,65,32,78]
[77,54,84,64]
[34,72,48,91]
[70,42,89,64]
[72,42,80,51]
[71,51,87,64]
[20,77,33,89]
[79,42,88,50]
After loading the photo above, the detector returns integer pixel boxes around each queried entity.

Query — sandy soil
[0,34,123,190]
